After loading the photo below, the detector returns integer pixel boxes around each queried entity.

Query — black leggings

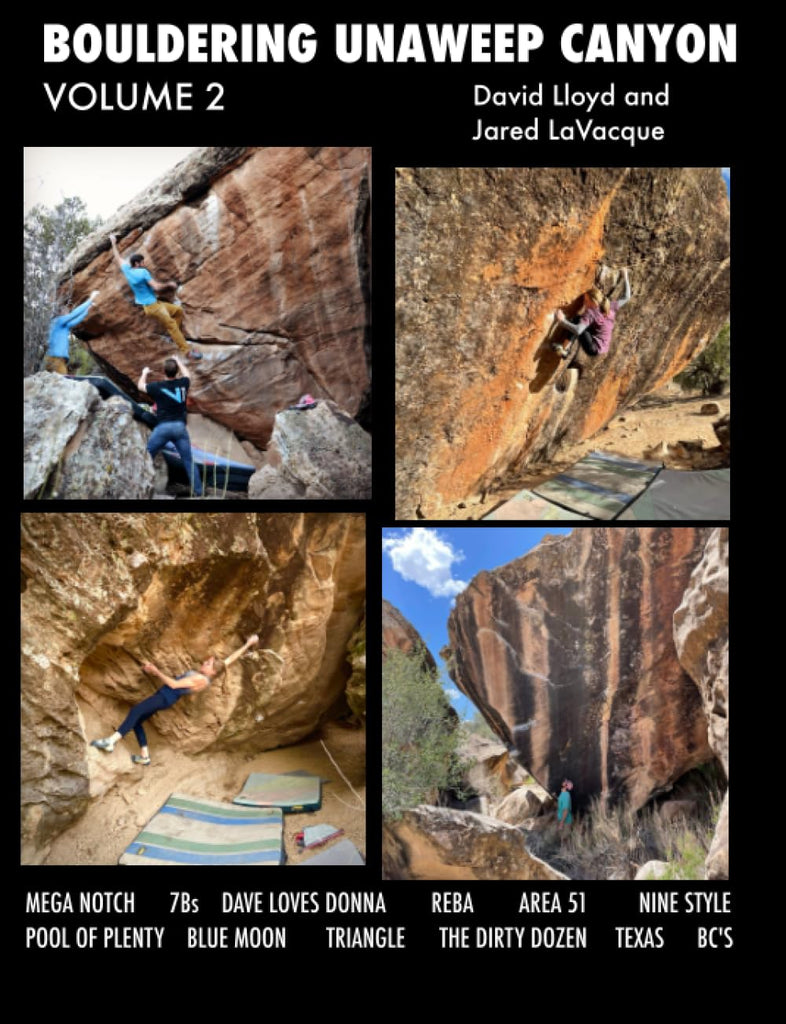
[116,689,177,748]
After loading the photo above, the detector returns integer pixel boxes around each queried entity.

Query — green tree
[674,322,730,396]
[382,648,466,819]
[24,197,102,377]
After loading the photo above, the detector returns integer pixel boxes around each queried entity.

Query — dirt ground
[43,719,366,866]
[472,386,730,518]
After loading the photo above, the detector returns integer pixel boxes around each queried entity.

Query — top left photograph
[23,146,371,501]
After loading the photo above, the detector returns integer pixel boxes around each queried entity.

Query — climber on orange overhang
[108,232,202,361]
[90,635,259,765]
[552,268,631,361]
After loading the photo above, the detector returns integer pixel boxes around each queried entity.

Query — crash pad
[485,489,592,520]
[118,794,284,865]
[234,772,322,812]
[533,450,662,519]
[298,839,365,866]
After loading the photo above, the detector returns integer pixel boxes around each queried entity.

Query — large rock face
[60,147,371,449]
[396,168,730,518]
[21,513,365,858]
[444,528,714,810]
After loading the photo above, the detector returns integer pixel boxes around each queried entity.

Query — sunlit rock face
[61,147,371,448]
[396,167,729,517]
[444,528,714,810]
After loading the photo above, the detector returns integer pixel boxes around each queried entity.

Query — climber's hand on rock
[248,634,260,647]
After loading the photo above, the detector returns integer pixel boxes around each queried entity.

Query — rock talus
[61,147,371,448]
[21,513,365,860]
[396,167,730,517]
[444,528,715,810]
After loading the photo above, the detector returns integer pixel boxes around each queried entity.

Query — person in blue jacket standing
[45,290,100,373]
[557,778,573,829]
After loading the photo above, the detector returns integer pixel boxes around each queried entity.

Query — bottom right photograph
[382,526,728,882]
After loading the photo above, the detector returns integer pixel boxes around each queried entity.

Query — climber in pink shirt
[553,268,631,359]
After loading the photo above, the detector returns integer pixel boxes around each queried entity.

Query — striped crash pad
[234,772,322,812]
[532,450,662,520]
[298,839,365,866]
[119,794,284,866]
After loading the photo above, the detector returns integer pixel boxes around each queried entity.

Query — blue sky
[382,527,573,719]
[722,167,730,195]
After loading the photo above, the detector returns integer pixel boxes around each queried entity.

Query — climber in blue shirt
[46,290,100,373]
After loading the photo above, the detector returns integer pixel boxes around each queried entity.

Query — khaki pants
[45,356,69,374]
[143,301,189,354]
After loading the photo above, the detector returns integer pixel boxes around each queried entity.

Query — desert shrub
[382,648,467,819]
[674,322,730,396]
[24,197,102,376]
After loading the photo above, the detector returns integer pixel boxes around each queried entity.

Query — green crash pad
[119,794,284,865]
[234,772,322,812]
[532,450,662,520]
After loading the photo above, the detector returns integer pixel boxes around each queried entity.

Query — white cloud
[383,529,468,598]
[444,687,461,701]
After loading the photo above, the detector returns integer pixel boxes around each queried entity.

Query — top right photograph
[395,167,730,522]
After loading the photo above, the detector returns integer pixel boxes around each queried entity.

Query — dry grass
[525,786,723,880]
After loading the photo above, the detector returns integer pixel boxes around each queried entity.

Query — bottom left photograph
[21,512,366,866]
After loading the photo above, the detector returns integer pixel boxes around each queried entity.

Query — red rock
[60,147,371,448]
[444,528,714,810]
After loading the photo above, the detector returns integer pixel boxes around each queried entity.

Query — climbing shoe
[187,350,203,360]
[551,342,570,359]
[91,738,114,753]
[131,754,151,766]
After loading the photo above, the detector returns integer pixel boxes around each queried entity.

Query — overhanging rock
[396,167,729,518]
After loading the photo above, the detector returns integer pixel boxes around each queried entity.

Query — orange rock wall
[445,528,714,809]
[396,168,730,518]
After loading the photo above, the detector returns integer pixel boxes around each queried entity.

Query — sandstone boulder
[494,786,545,825]
[24,374,155,499]
[396,167,730,518]
[674,526,729,878]
[21,513,365,858]
[459,732,528,801]
[635,860,671,881]
[248,400,371,499]
[382,805,567,880]
[444,528,714,811]
[60,147,371,449]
